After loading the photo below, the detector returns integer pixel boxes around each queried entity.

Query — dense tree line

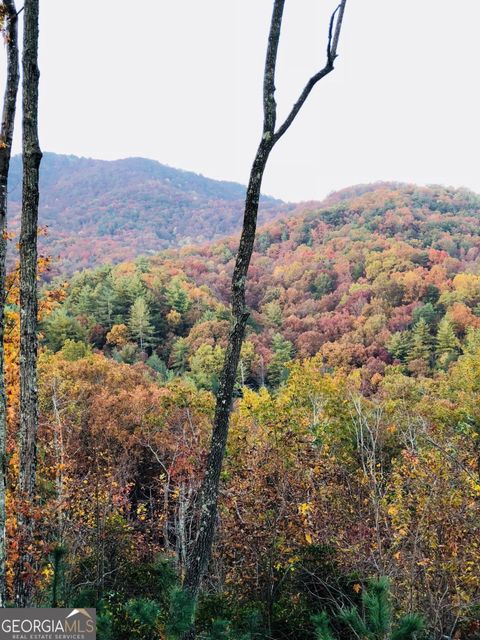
[41,184,480,396]
[2,297,480,636]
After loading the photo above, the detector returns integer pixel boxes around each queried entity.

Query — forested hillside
[6,0,480,638]
[44,182,480,389]
[6,153,289,273]
[4,182,474,638]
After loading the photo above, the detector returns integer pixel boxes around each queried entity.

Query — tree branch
[262,0,285,136]
[273,0,347,144]
[331,0,347,60]
[326,5,340,65]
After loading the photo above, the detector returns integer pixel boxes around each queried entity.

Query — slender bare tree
[182,0,347,635]
[0,0,19,607]
[15,0,42,607]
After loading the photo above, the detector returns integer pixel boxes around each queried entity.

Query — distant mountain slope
[7,153,291,273]
[47,182,480,392]
[152,181,480,314]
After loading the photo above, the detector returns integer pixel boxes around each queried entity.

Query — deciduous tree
[15,0,42,606]
[0,0,19,606]
[181,1,348,635]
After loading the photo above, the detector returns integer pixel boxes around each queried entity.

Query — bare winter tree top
[264,0,347,144]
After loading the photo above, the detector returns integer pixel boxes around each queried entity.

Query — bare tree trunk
[51,380,65,541]
[181,1,347,635]
[15,0,42,607]
[0,0,19,607]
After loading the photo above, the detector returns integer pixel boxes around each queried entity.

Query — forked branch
[273,0,347,143]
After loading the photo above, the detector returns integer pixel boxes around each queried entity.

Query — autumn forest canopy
[1,1,480,640]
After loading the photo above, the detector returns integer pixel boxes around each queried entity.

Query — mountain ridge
[6,152,292,274]
[8,152,478,278]
[44,181,480,392]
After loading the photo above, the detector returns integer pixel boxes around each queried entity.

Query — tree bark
[0,0,19,607]
[15,0,42,607]
[181,1,347,636]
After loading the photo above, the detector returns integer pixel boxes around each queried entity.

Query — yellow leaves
[136,503,147,522]
[37,563,55,590]
[106,324,129,348]
[298,502,314,545]
[353,583,362,594]
[298,502,312,516]
[452,272,480,304]
[0,5,6,31]
[387,504,398,517]
[470,481,480,495]
[166,309,181,327]
[416,558,430,568]
[41,563,54,580]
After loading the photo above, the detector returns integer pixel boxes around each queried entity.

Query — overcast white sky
[4,1,480,202]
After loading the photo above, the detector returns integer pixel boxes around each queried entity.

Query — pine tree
[146,353,168,377]
[387,331,411,363]
[167,588,195,640]
[205,620,230,640]
[113,274,146,322]
[94,277,118,327]
[128,297,155,350]
[412,302,438,328]
[75,284,97,318]
[123,599,162,637]
[166,277,191,314]
[50,546,66,607]
[314,577,424,640]
[312,611,335,640]
[409,318,432,363]
[171,338,189,373]
[267,333,293,387]
[44,309,87,352]
[436,317,460,366]
[263,300,283,327]
[464,327,480,354]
